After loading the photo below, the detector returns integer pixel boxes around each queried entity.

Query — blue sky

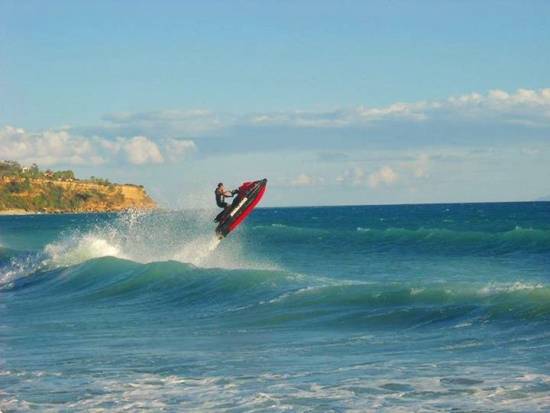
[1,1,549,206]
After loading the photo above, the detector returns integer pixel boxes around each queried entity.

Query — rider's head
[217,182,223,188]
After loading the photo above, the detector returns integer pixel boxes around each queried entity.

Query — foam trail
[173,236,221,266]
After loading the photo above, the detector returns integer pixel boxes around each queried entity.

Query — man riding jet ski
[213,179,267,238]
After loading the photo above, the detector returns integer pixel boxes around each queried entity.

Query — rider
[214,183,238,223]
[215,183,236,209]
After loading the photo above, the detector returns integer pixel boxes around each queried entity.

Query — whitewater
[1,202,549,412]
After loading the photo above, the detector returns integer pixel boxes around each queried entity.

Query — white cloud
[355,102,429,122]
[0,126,196,167]
[0,126,106,166]
[521,147,541,156]
[290,173,321,187]
[368,166,399,188]
[102,109,226,136]
[164,139,197,162]
[403,154,430,178]
[336,88,550,128]
[337,166,367,186]
[120,136,164,165]
[77,88,550,152]
[336,152,431,191]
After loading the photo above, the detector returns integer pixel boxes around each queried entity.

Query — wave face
[1,202,550,412]
[4,257,549,327]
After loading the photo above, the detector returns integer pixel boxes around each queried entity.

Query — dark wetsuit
[214,188,233,223]
[215,189,227,208]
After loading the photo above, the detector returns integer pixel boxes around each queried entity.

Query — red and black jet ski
[214,179,267,239]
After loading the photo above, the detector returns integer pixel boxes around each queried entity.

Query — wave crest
[5,256,549,327]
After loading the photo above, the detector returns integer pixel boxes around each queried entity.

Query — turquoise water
[1,203,549,412]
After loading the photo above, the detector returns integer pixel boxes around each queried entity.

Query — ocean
[1,202,549,412]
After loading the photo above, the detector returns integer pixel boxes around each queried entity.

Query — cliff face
[0,177,157,213]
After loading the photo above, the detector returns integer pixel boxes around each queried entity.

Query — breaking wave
[0,209,276,287]
[1,208,549,329]
[3,254,549,328]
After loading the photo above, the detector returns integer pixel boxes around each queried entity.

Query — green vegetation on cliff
[0,161,156,213]
[0,160,76,181]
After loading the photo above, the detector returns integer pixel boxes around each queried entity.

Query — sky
[1,0,550,207]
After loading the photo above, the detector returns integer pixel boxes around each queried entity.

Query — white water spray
[36,210,272,270]
[173,236,222,266]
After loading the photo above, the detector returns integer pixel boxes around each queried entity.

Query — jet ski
[215,179,267,239]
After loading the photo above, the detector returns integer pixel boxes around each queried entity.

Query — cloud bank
[80,88,550,140]
[289,173,325,187]
[245,88,550,128]
[0,126,196,166]
[2,88,548,175]
[368,166,399,188]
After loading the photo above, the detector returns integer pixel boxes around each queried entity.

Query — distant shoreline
[0,209,35,216]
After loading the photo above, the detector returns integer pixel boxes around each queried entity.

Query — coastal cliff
[0,176,156,214]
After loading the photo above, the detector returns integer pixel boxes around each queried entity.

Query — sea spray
[0,250,46,288]
[35,209,273,270]
[173,236,222,266]
[44,233,127,267]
